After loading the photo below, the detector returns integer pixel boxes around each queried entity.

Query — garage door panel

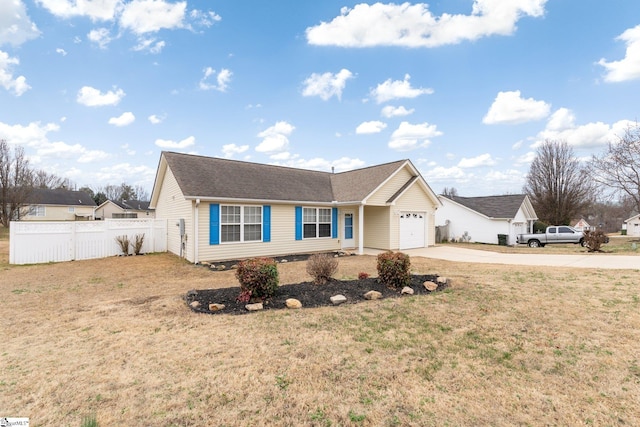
[399,212,425,250]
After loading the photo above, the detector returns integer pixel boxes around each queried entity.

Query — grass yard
[1,236,640,426]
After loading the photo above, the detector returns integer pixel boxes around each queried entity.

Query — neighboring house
[22,188,96,221]
[624,214,640,237]
[572,218,592,232]
[95,199,155,219]
[149,151,441,263]
[435,194,538,245]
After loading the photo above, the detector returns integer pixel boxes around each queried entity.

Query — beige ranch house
[149,152,441,263]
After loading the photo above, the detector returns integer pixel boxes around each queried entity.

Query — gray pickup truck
[516,226,585,248]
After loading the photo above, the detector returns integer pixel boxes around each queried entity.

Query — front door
[342,212,355,248]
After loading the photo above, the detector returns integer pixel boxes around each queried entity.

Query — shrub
[132,233,145,255]
[235,257,279,301]
[376,251,411,289]
[358,272,370,280]
[306,253,338,284]
[115,235,130,255]
[583,229,609,252]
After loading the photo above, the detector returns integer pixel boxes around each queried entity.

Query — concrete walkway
[364,246,640,270]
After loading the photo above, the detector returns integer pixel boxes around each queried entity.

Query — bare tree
[441,187,458,197]
[589,123,640,215]
[0,140,34,227]
[524,140,593,225]
[31,169,74,189]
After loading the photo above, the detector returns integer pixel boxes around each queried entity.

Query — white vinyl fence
[9,219,167,265]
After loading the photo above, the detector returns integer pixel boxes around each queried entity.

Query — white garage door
[399,212,426,250]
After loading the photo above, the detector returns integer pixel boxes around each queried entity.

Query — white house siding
[154,167,193,261]
[626,215,640,237]
[392,184,435,248]
[197,203,340,263]
[365,167,413,205]
[363,206,391,249]
[338,207,359,248]
[436,199,511,245]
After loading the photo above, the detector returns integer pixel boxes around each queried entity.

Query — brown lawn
[1,235,639,426]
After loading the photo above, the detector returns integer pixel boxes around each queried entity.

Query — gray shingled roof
[162,152,409,203]
[445,194,527,219]
[29,188,96,206]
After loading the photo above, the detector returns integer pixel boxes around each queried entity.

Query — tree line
[524,123,640,231]
[0,139,149,227]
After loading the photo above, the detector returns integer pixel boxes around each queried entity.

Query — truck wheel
[528,240,541,248]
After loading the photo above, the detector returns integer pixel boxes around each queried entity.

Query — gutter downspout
[358,203,364,255]
[194,198,200,264]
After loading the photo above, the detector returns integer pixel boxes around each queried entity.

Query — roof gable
[152,152,432,206]
[442,194,531,219]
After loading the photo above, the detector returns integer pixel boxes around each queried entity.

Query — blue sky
[1,0,639,197]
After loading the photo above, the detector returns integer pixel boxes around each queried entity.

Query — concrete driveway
[365,246,640,270]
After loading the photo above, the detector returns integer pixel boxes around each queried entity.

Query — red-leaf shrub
[358,272,370,280]
[235,257,279,300]
[376,251,411,289]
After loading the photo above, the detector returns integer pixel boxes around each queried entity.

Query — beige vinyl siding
[95,202,122,220]
[154,167,193,261]
[363,206,391,249]
[392,183,436,248]
[198,203,340,262]
[365,167,413,205]
[23,205,94,221]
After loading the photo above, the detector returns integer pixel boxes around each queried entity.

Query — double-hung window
[303,207,331,238]
[28,205,45,217]
[221,205,262,243]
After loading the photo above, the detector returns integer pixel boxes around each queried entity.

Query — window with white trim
[303,207,331,238]
[28,205,45,217]
[221,205,262,243]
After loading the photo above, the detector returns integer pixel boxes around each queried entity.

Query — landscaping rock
[245,303,263,311]
[437,277,448,285]
[215,265,226,271]
[209,303,225,312]
[285,298,302,309]
[364,290,382,300]
[423,281,438,291]
[401,286,414,295]
[330,294,347,305]
[186,289,198,298]
[190,301,201,309]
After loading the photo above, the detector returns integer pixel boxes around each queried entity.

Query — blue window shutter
[209,204,220,245]
[263,205,271,242]
[295,206,302,240]
[332,207,338,238]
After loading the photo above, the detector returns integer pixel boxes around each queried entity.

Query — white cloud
[306,0,547,48]
[0,0,40,46]
[56,48,67,56]
[483,90,550,124]
[199,67,232,92]
[381,105,414,118]
[148,114,164,124]
[371,74,433,104]
[302,68,354,101]
[0,121,59,146]
[155,136,195,149]
[119,0,187,34]
[190,9,221,27]
[222,143,249,158]
[515,151,536,165]
[457,153,496,168]
[36,0,122,21]
[122,143,136,155]
[108,112,135,126]
[272,156,365,172]
[533,108,635,149]
[132,37,166,54]
[94,162,156,185]
[256,121,295,153]
[0,50,30,96]
[598,24,640,82]
[77,86,125,106]
[36,140,109,163]
[356,120,387,134]
[88,28,112,49]
[388,121,442,151]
